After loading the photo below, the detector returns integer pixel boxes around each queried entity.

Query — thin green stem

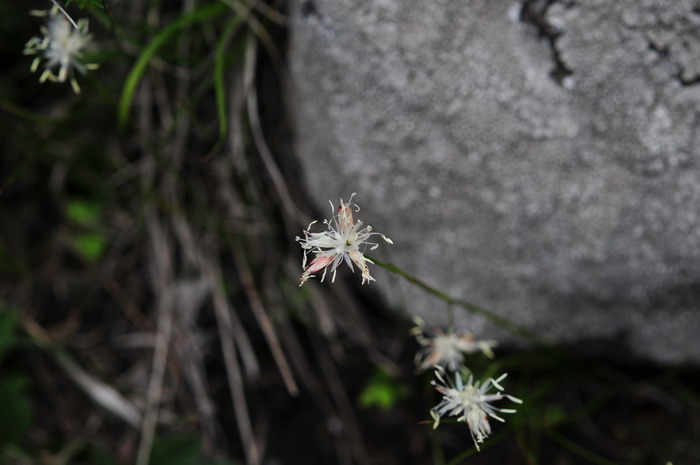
[446,302,455,333]
[369,257,548,347]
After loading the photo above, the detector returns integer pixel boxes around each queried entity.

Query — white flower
[411,316,497,371]
[295,193,392,286]
[23,8,98,93]
[431,368,522,451]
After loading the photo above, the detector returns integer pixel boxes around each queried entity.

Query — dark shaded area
[301,0,317,18]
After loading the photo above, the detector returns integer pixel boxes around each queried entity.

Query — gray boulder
[287,0,700,363]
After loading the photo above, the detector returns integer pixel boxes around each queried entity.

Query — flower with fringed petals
[431,367,522,451]
[295,193,392,286]
[411,316,498,372]
[24,7,98,93]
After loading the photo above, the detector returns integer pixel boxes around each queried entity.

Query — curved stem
[49,0,78,29]
[446,302,455,333]
[369,256,548,347]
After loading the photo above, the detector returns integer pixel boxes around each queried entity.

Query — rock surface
[287,0,700,363]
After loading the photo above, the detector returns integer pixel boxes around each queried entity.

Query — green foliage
[118,2,228,128]
[66,199,103,227]
[64,0,104,9]
[358,369,409,411]
[66,199,107,262]
[72,232,107,262]
[214,17,243,140]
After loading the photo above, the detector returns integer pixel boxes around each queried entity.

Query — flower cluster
[411,316,497,372]
[431,368,522,451]
[410,313,518,449]
[24,7,98,93]
[295,193,392,286]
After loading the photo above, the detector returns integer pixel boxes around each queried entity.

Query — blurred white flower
[24,8,98,93]
[412,316,497,371]
[431,368,522,451]
[296,193,392,286]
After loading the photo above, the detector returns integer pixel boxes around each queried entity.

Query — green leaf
[358,370,408,411]
[72,232,107,262]
[0,375,33,447]
[359,382,395,410]
[118,2,229,128]
[214,17,243,139]
[66,199,103,227]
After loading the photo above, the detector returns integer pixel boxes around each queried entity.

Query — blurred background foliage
[1,0,700,464]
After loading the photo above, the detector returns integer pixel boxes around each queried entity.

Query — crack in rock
[519,0,573,85]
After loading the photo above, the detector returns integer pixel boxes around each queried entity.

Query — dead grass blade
[135,212,176,465]
[231,242,299,396]
[205,253,261,465]
[21,317,142,429]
